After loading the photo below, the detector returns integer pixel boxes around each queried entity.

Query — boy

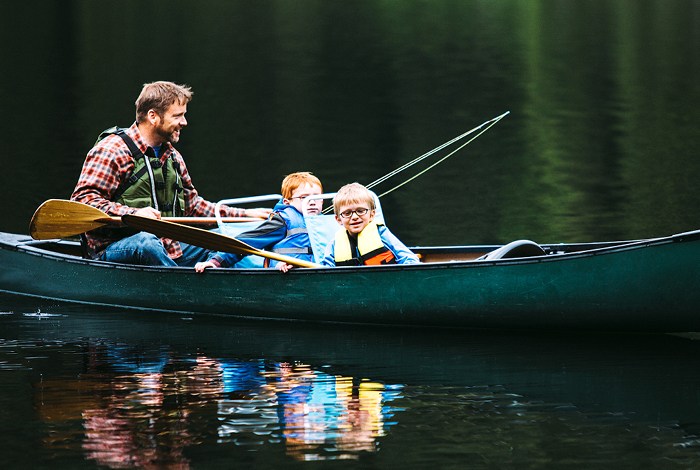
[320,183,419,266]
[195,172,323,273]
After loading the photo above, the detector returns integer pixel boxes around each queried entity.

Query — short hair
[135,81,192,123]
[333,182,375,215]
[281,172,323,200]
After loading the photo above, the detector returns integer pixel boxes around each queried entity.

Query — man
[71,81,270,266]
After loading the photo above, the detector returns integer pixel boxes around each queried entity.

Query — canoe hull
[1,231,699,332]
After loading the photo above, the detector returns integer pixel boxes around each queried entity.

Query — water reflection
[34,341,401,467]
[5,297,700,468]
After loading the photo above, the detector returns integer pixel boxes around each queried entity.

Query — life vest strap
[360,247,396,265]
[110,129,150,202]
[334,221,396,266]
[272,247,313,255]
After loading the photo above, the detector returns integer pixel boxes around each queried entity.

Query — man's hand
[245,208,273,219]
[133,207,162,219]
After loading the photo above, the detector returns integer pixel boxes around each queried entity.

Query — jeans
[99,232,211,267]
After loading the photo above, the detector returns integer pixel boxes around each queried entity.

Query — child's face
[335,202,375,235]
[284,183,323,215]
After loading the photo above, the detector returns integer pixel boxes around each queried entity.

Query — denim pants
[99,232,211,267]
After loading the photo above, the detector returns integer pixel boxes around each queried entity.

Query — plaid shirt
[71,122,245,258]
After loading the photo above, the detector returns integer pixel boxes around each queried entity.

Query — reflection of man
[71,81,270,266]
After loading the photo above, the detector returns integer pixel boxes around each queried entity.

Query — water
[2,292,700,469]
[2,0,700,467]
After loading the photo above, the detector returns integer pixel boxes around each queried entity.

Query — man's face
[154,102,187,144]
[284,183,323,215]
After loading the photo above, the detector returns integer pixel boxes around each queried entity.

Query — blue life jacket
[265,204,314,266]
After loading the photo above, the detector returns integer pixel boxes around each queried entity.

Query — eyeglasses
[338,208,370,219]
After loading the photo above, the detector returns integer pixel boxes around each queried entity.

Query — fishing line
[366,111,509,191]
[321,111,509,214]
[375,111,509,198]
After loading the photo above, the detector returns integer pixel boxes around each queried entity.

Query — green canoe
[1,229,698,332]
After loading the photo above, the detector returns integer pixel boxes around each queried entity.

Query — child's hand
[277,262,294,273]
[195,261,217,273]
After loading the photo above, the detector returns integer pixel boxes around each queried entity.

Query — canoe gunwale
[2,229,699,275]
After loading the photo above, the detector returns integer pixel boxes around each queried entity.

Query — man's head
[136,82,192,145]
[281,172,323,215]
[333,183,376,235]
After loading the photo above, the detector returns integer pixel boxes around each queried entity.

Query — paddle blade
[29,199,119,240]
[122,214,320,268]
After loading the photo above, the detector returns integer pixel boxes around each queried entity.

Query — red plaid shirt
[71,123,245,258]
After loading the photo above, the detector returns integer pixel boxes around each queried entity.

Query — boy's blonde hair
[281,172,322,200]
[333,183,375,215]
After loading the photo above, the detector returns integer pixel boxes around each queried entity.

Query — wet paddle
[29,199,262,240]
[121,214,321,268]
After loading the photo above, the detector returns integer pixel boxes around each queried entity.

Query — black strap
[336,236,361,266]
[110,129,151,201]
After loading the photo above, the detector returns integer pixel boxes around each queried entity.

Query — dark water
[3,291,700,469]
[3,1,700,468]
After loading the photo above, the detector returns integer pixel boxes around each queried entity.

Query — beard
[155,122,181,144]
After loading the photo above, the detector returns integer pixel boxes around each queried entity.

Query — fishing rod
[322,111,509,213]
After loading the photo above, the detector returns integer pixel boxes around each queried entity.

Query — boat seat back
[303,191,384,263]
[215,194,282,268]
[478,239,546,260]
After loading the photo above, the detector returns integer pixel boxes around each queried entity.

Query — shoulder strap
[106,128,152,202]
[334,229,360,266]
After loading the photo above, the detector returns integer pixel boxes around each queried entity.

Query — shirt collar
[127,122,173,159]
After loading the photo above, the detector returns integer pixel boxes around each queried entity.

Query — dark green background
[1,0,698,246]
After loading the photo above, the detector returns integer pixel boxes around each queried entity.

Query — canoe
[1,229,699,332]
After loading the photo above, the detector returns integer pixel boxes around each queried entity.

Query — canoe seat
[478,239,546,260]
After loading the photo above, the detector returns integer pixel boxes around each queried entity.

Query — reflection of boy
[195,172,323,272]
[321,183,419,267]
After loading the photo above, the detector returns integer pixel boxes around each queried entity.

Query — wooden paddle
[29,199,263,240]
[122,214,321,268]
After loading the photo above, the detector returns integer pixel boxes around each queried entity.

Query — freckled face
[284,183,323,215]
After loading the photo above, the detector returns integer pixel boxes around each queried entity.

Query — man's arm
[173,153,270,219]
[209,214,287,267]
[70,136,138,216]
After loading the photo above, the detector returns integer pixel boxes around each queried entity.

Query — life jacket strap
[360,247,396,265]
[272,247,312,255]
[334,221,396,266]
[109,129,150,202]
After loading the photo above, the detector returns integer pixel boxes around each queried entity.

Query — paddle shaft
[86,216,261,224]
[122,214,320,268]
[29,199,264,240]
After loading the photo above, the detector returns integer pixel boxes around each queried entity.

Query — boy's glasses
[338,208,370,219]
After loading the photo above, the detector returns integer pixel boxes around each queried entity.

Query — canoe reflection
[35,342,401,467]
